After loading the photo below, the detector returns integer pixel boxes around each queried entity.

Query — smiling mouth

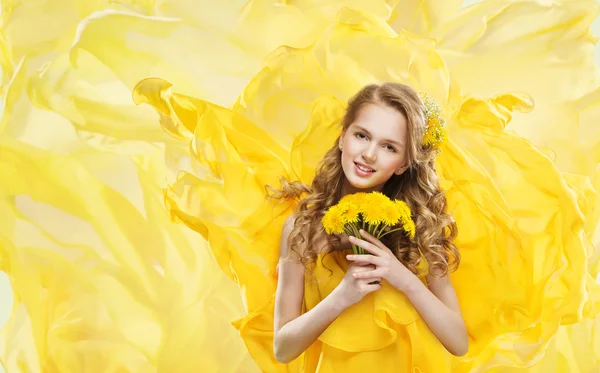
[355,162,375,172]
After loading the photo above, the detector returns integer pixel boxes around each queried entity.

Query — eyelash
[354,132,396,152]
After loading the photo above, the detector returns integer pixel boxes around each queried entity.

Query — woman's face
[339,103,409,195]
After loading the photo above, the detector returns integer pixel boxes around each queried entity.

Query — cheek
[341,137,357,156]
[339,139,350,163]
[341,149,354,166]
[381,155,405,172]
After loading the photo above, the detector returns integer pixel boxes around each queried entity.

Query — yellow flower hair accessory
[419,93,447,149]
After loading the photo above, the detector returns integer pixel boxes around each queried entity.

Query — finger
[359,229,392,253]
[346,254,382,266]
[359,277,382,285]
[348,236,384,256]
[353,263,376,272]
[363,278,382,286]
[362,282,383,293]
[358,275,382,281]
[353,269,382,279]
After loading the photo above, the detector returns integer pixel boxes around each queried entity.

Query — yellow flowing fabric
[1,1,600,372]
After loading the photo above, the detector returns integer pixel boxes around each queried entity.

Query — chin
[344,175,382,192]
[348,180,374,190]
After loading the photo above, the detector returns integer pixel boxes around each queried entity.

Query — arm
[272,216,347,364]
[347,231,469,356]
[402,274,468,356]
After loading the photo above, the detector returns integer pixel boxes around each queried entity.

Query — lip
[354,162,375,176]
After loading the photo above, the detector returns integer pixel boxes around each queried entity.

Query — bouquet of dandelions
[321,192,416,255]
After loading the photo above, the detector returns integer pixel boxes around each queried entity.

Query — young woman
[272,83,468,371]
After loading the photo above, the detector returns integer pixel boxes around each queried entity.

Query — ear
[338,132,346,151]
[395,164,409,175]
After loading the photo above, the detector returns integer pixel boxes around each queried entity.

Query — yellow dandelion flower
[361,201,384,226]
[423,126,447,149]
[322,204,346,234]
[340,192,368,207]
[361,192,392,225]
[394,200,411,218]
[339,200,360,224]
[381,200,401,226]
[402,219,416,239]
[390,200,416,239]
[339,194,355,204]
[365,191,390,206]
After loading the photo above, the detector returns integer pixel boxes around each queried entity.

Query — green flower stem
[344,224,363,255]
[352,224,365,255]
[374,223,387,238]
[349,224,360,239]
[377,226,407,239]
[367,223,376,236]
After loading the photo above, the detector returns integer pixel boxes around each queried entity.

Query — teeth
[356,164,374,172]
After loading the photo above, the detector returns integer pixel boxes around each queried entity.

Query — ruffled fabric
[134,75,600,372]
[0,140,255,373]
[133,14,600,366]
[302,251,452,373]
[1,0,599,372]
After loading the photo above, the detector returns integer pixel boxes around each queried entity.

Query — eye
[355,132,368,140]
[385,145,396,152]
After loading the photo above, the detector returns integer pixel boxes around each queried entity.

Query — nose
[362,144,377,163]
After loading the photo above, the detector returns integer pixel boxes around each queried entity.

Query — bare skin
[273,216,380,364]
[272,217,468,363]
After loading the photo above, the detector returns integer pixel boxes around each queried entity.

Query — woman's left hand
[346,229,418,293]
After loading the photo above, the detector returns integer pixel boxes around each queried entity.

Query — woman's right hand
[335,262,383,309]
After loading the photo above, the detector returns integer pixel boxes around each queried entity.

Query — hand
[346,229,418,293]
[334,262,382,309]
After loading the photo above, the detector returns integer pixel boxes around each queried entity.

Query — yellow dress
[1,1,600,372]
[301,251,454,373]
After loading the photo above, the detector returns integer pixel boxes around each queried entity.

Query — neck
[340,177,383,197]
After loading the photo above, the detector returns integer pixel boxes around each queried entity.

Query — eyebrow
[353,125,405,147]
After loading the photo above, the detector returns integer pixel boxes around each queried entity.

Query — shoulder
[281,213,299,244]
[279,213,300,260]
[282,213,296,232]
